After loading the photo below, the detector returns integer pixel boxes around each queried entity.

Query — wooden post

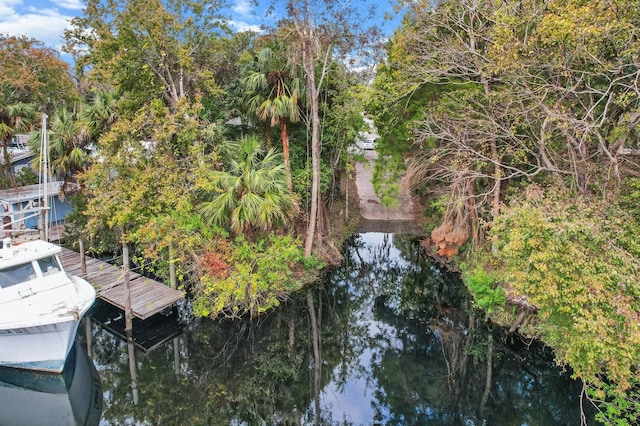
[123,243,133,334]
[169,245,177,290]
[127,335,139,405]
[173,336,180,375]
[123,242,137,402]
[79,238,87,275]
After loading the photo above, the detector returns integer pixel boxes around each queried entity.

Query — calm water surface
[1,232,595,425]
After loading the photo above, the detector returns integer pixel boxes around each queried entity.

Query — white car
[362,138,377,150]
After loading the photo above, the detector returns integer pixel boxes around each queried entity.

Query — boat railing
[2,208,51,242]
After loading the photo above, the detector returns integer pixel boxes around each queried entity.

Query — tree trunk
[304,38,321,258]
[480,332,493,413]
[306,291,322,424]
[507,309,529,335]
[280,118,294,192]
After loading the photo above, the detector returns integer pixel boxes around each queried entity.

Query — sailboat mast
[41,114,49,241]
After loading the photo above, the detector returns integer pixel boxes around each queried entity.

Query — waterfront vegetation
[1,0,639,423]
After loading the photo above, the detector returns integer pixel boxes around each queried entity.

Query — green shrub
[462,264,505,313]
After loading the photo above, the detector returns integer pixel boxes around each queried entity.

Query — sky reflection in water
[55,231,593,425]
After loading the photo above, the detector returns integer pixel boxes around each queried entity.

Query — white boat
[0,237,96,372]
[0,114,96,372]
[0,340,102,425]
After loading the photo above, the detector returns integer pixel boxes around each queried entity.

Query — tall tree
[0,35,80,111]
[80,97,206,248]
[388,0,501,254]
[276,0,384,257]
[66,0,228,113]
[382,0,640,253]
[241,46,304,191]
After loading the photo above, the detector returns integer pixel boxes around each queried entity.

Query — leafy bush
[490,188,640,424]
[193,234,316,318]
[462,264,505,313]
[15,167,39,186]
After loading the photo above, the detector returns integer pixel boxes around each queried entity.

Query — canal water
[1,232,595,425]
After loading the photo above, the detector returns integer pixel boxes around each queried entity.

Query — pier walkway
[59,248,184,320]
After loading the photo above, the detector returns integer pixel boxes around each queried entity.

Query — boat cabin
[0,182,74,239]
[0,238,63,287]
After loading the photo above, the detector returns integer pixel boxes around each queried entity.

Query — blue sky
[0,0,400,61]
[0,0,276,51]
[0,0,83,50]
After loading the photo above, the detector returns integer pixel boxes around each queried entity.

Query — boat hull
[0,340,103,426]
[0,318,82,372]
[0,239,96,373]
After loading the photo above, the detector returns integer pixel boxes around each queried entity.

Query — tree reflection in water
[89,232,593,425]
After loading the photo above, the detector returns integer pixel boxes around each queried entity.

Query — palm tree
[198,135,298,233]
[80,90,118,143]
[241,47,304,191]
[29,107,91,189]
[0,101,36,187]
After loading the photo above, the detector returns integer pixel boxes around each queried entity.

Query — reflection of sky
[358,233,408,266]
[309,232,405,425]
[317,318,401,424]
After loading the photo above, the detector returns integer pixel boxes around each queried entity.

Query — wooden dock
[90,299,183,353]
[59,248,184,320]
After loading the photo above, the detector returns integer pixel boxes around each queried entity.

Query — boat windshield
[38,256,61,277]
[0,262,37,288]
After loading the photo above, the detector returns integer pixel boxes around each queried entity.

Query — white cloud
[0,0,21,17]
[52,0,84,10]
[228,20,262,33]
[228,0,275,33]
[0,1,74,50]
[0,11,72,50]
[232,0,253,16]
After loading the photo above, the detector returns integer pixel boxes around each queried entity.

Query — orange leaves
[0,35,79,107]
[431,220,470,258]
[200,238,232,280]
[201,251,231,279]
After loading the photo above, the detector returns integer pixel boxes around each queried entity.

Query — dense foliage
[5,0,640,422]
[50,0,379,318]
[367,0,640,422]
[193,234,317,318]
[490,189,640,423]
[0,34,80,188]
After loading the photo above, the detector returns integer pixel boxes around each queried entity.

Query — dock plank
[59,247,184,320]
